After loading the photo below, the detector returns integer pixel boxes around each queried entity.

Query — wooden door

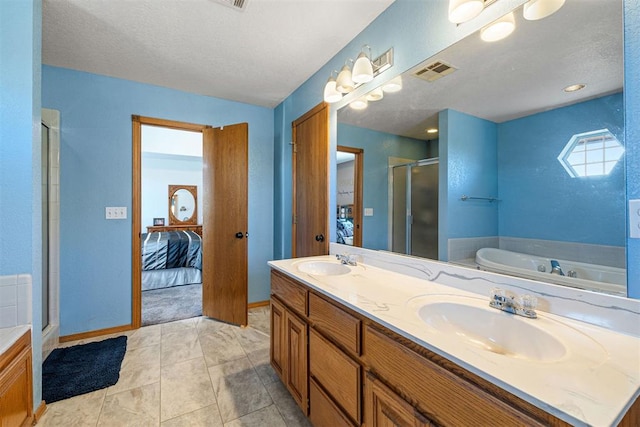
[365,373,432,427]
[292,103,330,257]
[202,123,248,326]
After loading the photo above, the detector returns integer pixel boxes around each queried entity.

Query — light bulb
[448,0,484,24]
[323,76,342,103]
[336,65,354,93]
[365,87,384,102]
[480,12,516,42]
[352,51,374,84]
[382,75,402,93]
[350,98,368,110]
[523,0,565,21]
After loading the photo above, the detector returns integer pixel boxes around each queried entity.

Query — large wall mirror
[336,1,626,296]
[168,184,198,225]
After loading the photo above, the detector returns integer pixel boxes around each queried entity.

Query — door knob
[315,234,325,242]
[235,232,244,239]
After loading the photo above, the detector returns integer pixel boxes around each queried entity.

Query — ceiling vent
[412,61,457,82]
[211,0,248,12]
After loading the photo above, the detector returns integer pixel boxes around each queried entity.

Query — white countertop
[269,255,640,427]
[0,325,31,355]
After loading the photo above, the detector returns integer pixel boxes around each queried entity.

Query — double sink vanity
[268,246,640,426]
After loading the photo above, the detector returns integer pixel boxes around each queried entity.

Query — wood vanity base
[0,330,33,427]
[269,269,639,427]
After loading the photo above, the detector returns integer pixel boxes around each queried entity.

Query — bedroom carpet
[142,283,202,326]
[42,336,127,403]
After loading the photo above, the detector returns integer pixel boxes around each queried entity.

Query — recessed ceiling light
[563,84,586,92]
[426,128,438,134]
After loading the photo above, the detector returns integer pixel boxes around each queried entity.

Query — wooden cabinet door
[365,374,432,427]
[285,309,308,414]
[270,298,286,380]
[202,123,248,326]
[292,102,329,257]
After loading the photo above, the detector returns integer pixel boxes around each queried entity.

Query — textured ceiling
[42,0,395,107]
[338,0,623,140]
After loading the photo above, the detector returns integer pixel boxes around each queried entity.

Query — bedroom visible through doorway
[140,125,203,326]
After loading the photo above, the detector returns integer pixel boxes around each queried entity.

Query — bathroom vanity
[0,327,33,427]
[268,254,640,427]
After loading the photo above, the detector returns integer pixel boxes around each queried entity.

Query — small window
[558,129,624,178]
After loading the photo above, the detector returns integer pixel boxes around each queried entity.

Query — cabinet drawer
[309,329,361,424]
[271,270,307,316]
[309,378,355,427]
[309,293,361,355]
[364,326,543,427]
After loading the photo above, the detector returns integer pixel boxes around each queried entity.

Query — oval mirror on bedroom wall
[336,0,626,296]
[168,184,198,225]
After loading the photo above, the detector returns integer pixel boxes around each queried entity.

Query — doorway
[132,116,249,328]
[336,146,363,247]
[391,159,439,259]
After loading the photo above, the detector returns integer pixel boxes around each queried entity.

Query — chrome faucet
[550,260,565,276]
[489,288,537,319]
[335,253,358,266]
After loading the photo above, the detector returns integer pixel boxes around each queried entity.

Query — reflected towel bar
[460,195,499,202]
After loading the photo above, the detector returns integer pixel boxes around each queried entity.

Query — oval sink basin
[417,301,567,362]
[296,261,352,276]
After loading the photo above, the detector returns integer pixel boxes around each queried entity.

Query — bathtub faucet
[489,288,537,319]
[550,260,565,276]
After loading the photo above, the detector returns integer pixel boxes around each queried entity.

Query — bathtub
[475,248,626,296]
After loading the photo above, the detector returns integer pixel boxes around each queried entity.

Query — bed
[141,230,202,291]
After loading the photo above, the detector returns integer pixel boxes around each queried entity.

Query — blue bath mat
[42,335,127,403]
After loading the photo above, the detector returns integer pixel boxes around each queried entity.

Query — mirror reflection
[169,185,198,225]
[336,1,625,296]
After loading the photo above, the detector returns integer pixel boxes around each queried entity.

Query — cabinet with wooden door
[270,271,308,414]
[269,268,640,427]
[0,330,33,427]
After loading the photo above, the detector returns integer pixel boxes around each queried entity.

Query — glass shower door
[391,160,438,259]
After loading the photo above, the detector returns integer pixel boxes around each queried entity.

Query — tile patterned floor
[38,307,311,427]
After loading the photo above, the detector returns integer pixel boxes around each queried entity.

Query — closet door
[202,123,248,326]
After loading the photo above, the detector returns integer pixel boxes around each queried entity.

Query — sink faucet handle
[490,287,505,301]
[519,294,538,310]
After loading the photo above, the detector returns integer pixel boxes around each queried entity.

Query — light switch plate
[630,200,640,238]
[364,208,374,216]
[106,207,128,220]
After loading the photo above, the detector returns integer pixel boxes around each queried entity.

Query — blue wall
[625,1,640,298]
[498,93,625,246]
[0,0,43,411]
[439,109,498,260]
[337,123,430,250]
[42,66,274,335]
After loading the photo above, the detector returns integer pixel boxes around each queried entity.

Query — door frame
[131,115,208,329]
[336,145,364,247]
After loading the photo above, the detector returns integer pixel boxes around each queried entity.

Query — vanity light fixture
[352,45,374,84]
[336,60,355,93]
[350,97,368,110]
[365,87,384,102]
[382,75,403,93]
[563,83,586,93]
[448,0,484,24]
[523,0,565,21]
[323,71,342,103]
[322,47,393,102]
[426,128,438,134]
[480,12,515,42]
